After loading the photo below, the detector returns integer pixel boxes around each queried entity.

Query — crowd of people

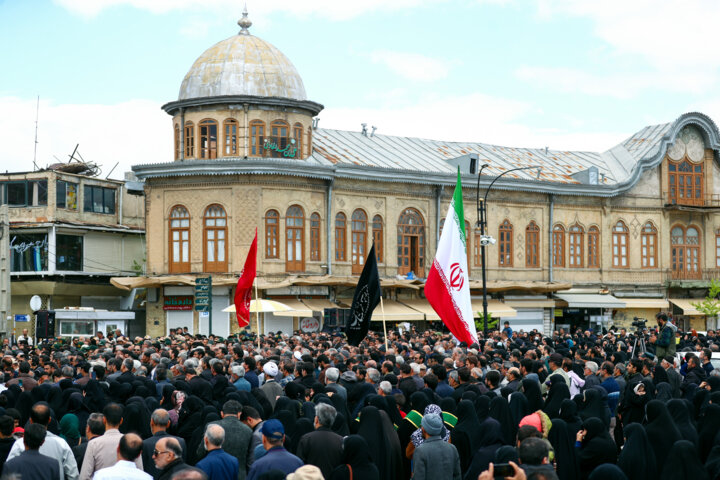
[0,312,719,480]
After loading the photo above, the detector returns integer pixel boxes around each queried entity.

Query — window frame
[498,219,513,267]
[671,224,701,279]
[174,124,180,160]
[203,204,228,272]
[335,212,347,262]
[286,205,305,272]
[552,225,565,267]
[250,120,265,157]
[184,122,195,158]
[569,224,584,268]
[525,221,539,268]
[83,185,116,214]
[372,215,384,263]
[612,220,629,268]
[640,222,658,269]
[397,208,425,277]
[668,158,704,206]
[264,210,279,259]
[293,123,303,158]
[56,234,83,271]
[588,226,600,268]
[198,119,218,159]
[169,205,191,273]
[56,180,78,210]
[223,118,239,157]
[268,120,290,158]
[310,212,321,261]
[351,209,367,274]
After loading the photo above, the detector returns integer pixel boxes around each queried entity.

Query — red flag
[234,229,257,328]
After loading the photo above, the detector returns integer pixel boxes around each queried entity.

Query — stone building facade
[129,12,720,337]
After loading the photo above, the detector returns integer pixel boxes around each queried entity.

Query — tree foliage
[691,279,720,316]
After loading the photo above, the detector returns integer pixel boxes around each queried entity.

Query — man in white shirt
[17,328,33,347]
[93,433,151,480]
[7,402,79,480]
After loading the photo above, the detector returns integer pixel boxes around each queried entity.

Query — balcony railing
[665,268,720,282]
[664,193,720,208]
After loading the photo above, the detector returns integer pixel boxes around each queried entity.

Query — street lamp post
[476,165,542,338]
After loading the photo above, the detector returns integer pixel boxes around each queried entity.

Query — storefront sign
[300,317,320,333]
[195,276,212,312]
[164,296,194,310]
[263,138,298,158]
[554,309,563,317]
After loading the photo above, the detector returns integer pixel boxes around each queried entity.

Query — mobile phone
[494,463,514,477]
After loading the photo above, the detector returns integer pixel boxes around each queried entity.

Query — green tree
[691,279,720,316]
[475,313,498,333]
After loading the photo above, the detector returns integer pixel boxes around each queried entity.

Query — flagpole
[254,277,260,350]
[380,295,388,351]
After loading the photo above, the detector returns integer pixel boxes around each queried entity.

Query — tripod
[631,331,646,358]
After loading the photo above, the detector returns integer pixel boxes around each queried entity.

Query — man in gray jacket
[198,400,253,480]
[411,413,461,480]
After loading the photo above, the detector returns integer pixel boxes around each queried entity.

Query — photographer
[655,313,677,358]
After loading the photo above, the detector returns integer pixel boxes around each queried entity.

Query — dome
[178,29,307,101]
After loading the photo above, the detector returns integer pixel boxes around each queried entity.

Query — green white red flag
[425,169,478,345]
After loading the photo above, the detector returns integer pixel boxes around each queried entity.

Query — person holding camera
[655,313,677,358]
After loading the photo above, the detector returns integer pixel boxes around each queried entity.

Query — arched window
[203,204,227,272]
[335,213,347,262]
[552,225,565,267]
[397,208,425,276]
[184,122,195,158]
[372,215,384,263]
[174,124,180,160]
[310,213,321,261]
[264,210,279,259]
[293,123,303,158]
[169,206,190,273]
[641,222,658,269]
[473,227,483,268]
[223,119,238,156]
[569,224,584,268]
[612,221,629,268]
[198,119,218,159]
[669,159,704,206]
[588,226,600,268]
[671,225,701,279]
[351,209,367,274]
[249,120,265,156]
[498,219,513,267]
[286,205,304,272]
[525,221,539,268]
[268,120,290,158]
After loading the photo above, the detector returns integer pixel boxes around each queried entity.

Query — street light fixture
[476,165,542,338]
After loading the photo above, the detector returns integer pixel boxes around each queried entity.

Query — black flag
[346,243,381,346]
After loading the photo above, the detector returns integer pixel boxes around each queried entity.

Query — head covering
[548,418,580,480]
[577,417,617,475]
[543,377,570,419]
[421,413,443,436]
[488,396,515,446]
[453,399,484,472]
[261,419,285,441]
[59,413,80,445]
[411,404,449,446]
[521,378,544,412]
[667,399,699,447]
[644,399,682,473]
[356,406,402,480]
[588,464,628,480]
[660,439,709,480]
[263,362,278,377]
[705,445,720,480]
[699,404,720,462]
[286,465,324,480]
[336,434,380,480]
[508,392,530,426]
[618,423,657,480]
[578,387,610,428]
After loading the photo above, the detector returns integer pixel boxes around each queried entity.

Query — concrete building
[127,11,720,337]
[5,167,146,339]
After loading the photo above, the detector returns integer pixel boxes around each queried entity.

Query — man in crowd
[80,403,142,480]
[93,433,151,480]
[296,403,343,478]
[247,420,302,480]
[195,425,238,480]
[142,409,186,478]
[2,424,59,480]
[201,400,253,480]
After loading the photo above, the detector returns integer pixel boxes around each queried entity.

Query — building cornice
[161,95,324,116]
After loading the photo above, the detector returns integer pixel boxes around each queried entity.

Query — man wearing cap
[260,362,283,409]
[411,413,461,480]
[246,419,303,480]
[542,353,570,395]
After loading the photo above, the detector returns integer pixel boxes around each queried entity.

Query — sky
[3,0,720,179]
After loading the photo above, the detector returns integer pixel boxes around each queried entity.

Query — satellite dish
[29,295,42,311]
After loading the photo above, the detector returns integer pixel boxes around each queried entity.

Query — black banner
[346,243,381,346]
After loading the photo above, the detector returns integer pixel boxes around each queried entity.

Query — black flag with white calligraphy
[346,243,381,346]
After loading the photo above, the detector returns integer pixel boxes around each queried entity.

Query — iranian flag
[425,169,478,345]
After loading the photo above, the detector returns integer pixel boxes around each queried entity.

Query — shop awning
[554,293,626,309]
[370,300,425,321]
[620,298,669,309]
[54,309,135,320]
[504,299,556,308]
[669,299,705,316]
[470,299,517,318]
[270,299,314,317]
[399,299,441,321]
[301,299,345,313]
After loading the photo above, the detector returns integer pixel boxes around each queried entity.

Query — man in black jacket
[295,403,344,479]
[155,438,203,480]
[0,415,16,473]
[2,423,59,480]
[142,409,186,478]
[683,355,707,388]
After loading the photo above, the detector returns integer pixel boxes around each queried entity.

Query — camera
[632,317,647,329]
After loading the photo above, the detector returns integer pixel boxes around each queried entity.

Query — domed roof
[178,14,307,101]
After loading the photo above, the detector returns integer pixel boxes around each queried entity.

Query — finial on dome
[238,4,252,34]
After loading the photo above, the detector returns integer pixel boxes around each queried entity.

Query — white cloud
[516,66,717,98]
[369,50,454,82]
[53,0,448,20]
[0,97,171,179]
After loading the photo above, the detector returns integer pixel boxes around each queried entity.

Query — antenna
[105,162,119,179]
[33,96,40,171]
[370,126,377,137]
[361,123,367,136]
